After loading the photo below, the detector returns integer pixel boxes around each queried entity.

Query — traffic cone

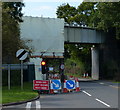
[75,78,80,92]
[83,73,86,78]
[86,73,89,78]
[49,80,54,94]
[63,80,68,93]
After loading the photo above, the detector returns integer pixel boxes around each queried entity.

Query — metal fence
[2,63,35,89]
[2,64,28,70]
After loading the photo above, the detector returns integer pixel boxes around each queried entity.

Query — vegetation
[57,2,120,80]
[2,2,28,64]
[64,58,85,77]
[2,82,38,104]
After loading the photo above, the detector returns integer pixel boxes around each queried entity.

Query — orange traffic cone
[49,80,54,94]
[63,80,68,93]
[75,78,80,92]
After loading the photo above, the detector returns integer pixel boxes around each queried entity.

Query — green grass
[112,81,120,83]
[1,82,38,104]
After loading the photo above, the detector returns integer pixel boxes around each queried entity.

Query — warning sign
[33,80,49,90]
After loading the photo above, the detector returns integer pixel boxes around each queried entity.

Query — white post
[21,61,23,90]
[91,46,99,80]
[8,64,10,90]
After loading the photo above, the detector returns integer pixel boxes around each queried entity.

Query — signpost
[66,80,75,90]
[33,80,49,90]
[8,65,10,90]
[16,49,28,90]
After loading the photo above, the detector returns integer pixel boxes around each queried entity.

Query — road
[2,80,119,109]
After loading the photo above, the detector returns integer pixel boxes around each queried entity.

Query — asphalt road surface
[2,80,119,110]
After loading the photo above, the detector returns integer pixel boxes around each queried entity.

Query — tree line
[2,2,27,64]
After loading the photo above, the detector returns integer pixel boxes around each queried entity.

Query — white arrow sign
[67,82,74,87]
[53,82,59,88]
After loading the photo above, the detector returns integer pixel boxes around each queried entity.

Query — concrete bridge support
[91,46,99,80]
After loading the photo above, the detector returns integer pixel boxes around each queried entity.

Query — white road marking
[36,101,41,109]
[99,82,104,85]
[95,98,111,107]
[26,102,31,110]
[109,85,119,89]
[82,90,92,96]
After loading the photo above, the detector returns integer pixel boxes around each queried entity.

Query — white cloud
[35,6,53,11]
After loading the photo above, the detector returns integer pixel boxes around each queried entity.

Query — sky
[22,0,83,18]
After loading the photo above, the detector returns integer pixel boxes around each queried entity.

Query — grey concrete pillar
[91,46,99,80]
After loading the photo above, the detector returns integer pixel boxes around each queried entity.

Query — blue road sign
[66,80,75,90]
[51,80,61,90]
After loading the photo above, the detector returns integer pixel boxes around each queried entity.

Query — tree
[2,2,24,22]
[2,2,26,63]
[56,3,77,24]
[90,2,120,40]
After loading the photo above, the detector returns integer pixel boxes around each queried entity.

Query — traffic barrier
[75,78,80,92]
[63,80,68,93]
[49,80,54,94]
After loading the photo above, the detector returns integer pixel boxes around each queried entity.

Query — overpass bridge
[20,16,106,80]
[64,25,105,44]
[64,25,106,80]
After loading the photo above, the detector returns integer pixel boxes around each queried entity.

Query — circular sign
[66,80,75,90]
[60,64,64,70]
[51,80,61,90]
[16,49,28,60]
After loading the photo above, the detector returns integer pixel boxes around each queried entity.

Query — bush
[64,58,85,77]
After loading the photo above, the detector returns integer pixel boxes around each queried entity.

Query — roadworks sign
[33,80,49,90]
[50,79,61,90]
[66,80,76,90]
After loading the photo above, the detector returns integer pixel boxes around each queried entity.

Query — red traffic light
[41,61,46,66]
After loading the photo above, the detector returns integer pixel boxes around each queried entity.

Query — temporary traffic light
[41,61,46,74]
[41,61,46,66]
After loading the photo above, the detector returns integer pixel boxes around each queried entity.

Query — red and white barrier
[49,80,54,94]
[63,80,68,93]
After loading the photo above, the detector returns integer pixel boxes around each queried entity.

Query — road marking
[99,82,104,85]
[109,85,119,89]
[26,102,31,110]
[82,90,92,96]
[36,101,41,109]
[95,98,111,107]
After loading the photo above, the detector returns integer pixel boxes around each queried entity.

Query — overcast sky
[22,0,83,18]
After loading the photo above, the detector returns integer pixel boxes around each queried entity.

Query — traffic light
[41,61,46,74]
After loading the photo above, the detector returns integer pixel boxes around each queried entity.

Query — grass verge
[1,82,38,104]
